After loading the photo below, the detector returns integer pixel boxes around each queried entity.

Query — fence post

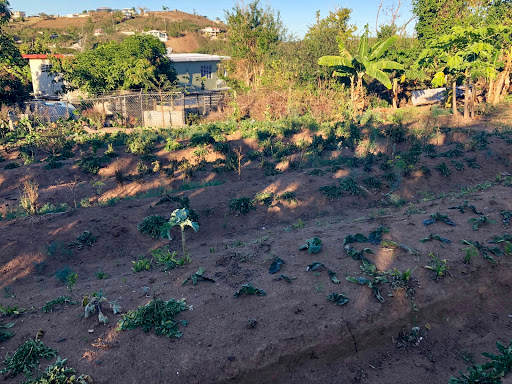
[140,90,144,127]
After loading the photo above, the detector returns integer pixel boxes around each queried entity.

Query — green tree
[413,0,476,42]
[318,25,403,111]
[0,0,30,105]
[53,35,176,95]
[225,0,285,87]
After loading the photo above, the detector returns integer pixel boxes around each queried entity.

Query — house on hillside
[168,53,229,90]
[96,7,113,13]
[12,11,25,19]
[143,30,168,42]
[200,26,224,39]
[94,29,104,36]
[22,54,65,98]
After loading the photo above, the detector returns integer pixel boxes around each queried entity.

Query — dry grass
[19,180,39,215]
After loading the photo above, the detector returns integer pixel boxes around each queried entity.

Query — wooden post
[463,78,469,119]
[452,81,458,116]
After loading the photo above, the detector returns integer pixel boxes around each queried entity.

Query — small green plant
[132,257,152,273]
[229,197,255,216]
[465,157,481,169]
[160,208,199,260]
[69,231,97,249]
[137,215,167,239]
[449,339,512,384]
[326,293,349,306]
[92,181,105,195]
[0,339,57,377]
[463,246,478,264]
[4,162,21,169]
[501,210,512,227]
[41,296,77,313]
[117,298,188,338]
[339,177,361,195]
[165,138,183,151]
[448,201,482,214]
[435,162,451,177]
[299,237,322,254]
[83,290,121,324]
[425,253,448,280]
[423,213,456,226]
[77,156,105,174]
[151,247,179,271]
[95,270,108,279]
[182,268,215,285]
[468,216,496,230]
[26,357,91,384]
[277,191,297,204]
[404,203,426,215]
[66,273,77,293]
[254,192,274,206]
[461,239,503,263]
[420,233,451,243]
[234,284,267,297]
[318,185,343,200]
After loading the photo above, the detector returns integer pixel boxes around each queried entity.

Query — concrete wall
[173,60,220,90]
[28,59,63,97]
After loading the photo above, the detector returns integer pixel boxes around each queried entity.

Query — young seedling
[419,234,451,244]
[161,208,199,260]
[423,213,456,226]
[468,216,496,230]
[343,233,368,245]
[234,284,267,298]
[424,253,448,280]
[326,293,349,306]
[181,268,215,285]
[299,237,322,254]
[463,246,478,264]
[83,290,121,325]
[461,240,503,263]
[500,210,511,227]
[132,256,152,272]
[448,201,482,215]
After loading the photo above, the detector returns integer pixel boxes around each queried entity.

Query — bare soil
[0,116,512,383]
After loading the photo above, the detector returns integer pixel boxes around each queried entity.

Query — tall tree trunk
[463,78,469,119]
[452,81,458,116]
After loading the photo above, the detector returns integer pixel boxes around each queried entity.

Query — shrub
[229,197,255,216]
[19,180,39,215]
[0,339,57,377]
[137,215,167,238]
[77,156,105,174]
[189,132,215,147]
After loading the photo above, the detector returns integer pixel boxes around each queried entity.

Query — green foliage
[463,246,478,264]
[0,329,13,343]
[53,35,176,95]
[234,284,267,298]
[132,257,152,273]
[254,192,274,206]
[229,197,255,216]
[41,297,77,313]
[319,185,343,200]
[420,234,451,244]
[25,357,91,384]
[117,298,188,338]
[425,253,448,280]
[69,231,97,249]
[160,208,199,260]
[468,216,496,230]
[4,162,21,169]
[55,266,74,284]
[182,267,215,285]
[165,138,182,152]
[423,213,456,226]
[435,162,451,177]
[77,156,105,174]
[137,215,167,239]
[299,237,322,254]
[449,201,482,215]
[339,177,361,196]
[0,339,57,377]
[461,239,503,263]
[277,191,297,204]
[449,339,512,384]
[326,293,349,306]
[189,132,215,147]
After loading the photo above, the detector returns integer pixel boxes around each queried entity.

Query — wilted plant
[83,290,121,324]
[19,179,39,215]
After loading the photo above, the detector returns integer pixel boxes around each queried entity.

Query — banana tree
[161,208,199,259]
[318,24,404,111]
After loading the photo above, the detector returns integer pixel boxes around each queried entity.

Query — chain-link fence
[11,91,225,128]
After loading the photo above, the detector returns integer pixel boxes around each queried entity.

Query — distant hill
[6,10,227,54]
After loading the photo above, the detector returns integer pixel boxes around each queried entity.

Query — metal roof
[167,53,228,63]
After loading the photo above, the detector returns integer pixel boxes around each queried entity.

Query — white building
[22,54,64,98]
[12,11,25,19]
[143,30,168,42]
[200,27,224,39]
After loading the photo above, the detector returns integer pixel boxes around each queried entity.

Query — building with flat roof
[168,53,229,90]
[12,11,25,19]
[22,54,65,98]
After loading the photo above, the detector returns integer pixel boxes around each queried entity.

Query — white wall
[28,59,63,97]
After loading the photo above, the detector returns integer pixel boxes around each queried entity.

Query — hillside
[6,10,226,54]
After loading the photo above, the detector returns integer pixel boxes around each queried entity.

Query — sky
[9,0,415,38]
